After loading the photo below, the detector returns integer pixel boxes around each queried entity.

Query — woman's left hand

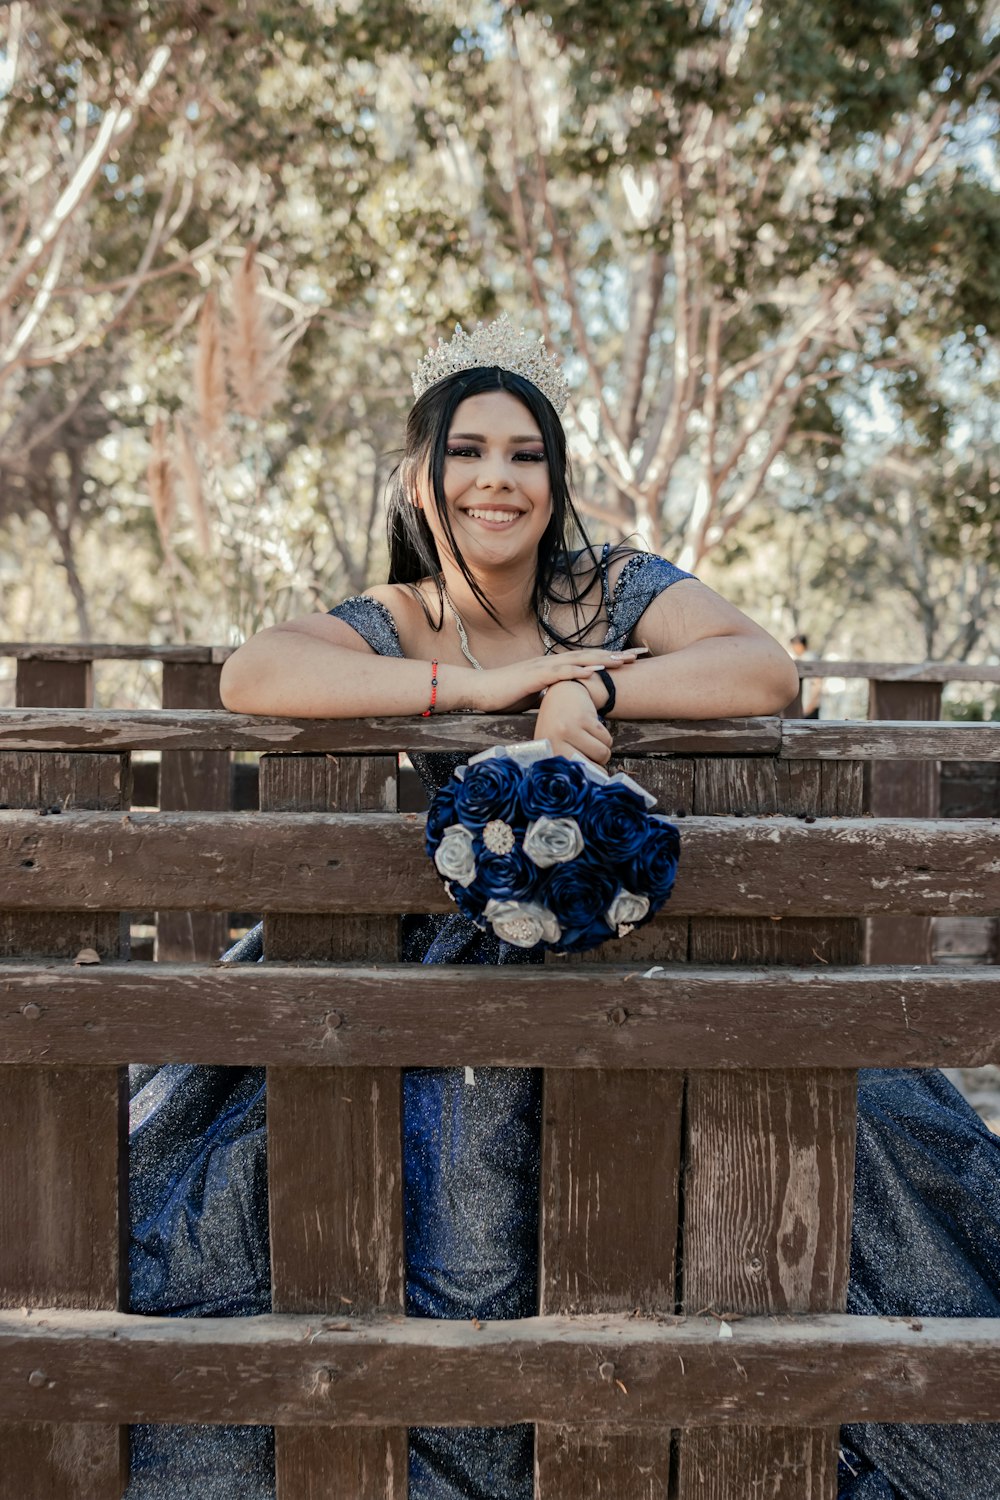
[533,678,614,766]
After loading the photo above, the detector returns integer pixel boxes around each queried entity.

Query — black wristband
[594,667,616,719]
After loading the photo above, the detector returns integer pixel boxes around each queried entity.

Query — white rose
[523,816,584,868]
[484,898,562,949]
[606,888,650,930]
[434,825,477,887]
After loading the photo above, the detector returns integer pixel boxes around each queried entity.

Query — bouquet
[424,740,680,954]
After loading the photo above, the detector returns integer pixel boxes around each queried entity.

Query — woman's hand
[469,647,644,714]
[533,678,614,766]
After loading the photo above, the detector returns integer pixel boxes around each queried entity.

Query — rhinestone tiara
[411,313,569,415]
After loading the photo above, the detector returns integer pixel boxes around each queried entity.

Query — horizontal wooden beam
[0,811,996,916]
[4,647,998,683]
[0,709,780,754]
[779,721,1000,761]
[0,643,232,664]
[1,709,996,759]
[2,1310,998,1428]
[794,660,1000,684]
[1,963,998,1069]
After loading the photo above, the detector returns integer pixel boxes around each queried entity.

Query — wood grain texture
[0,708,780,755]
[2,643,229,663]
[4,706,999,758]
[2,1309,999,1428]
[0,672,127,1496]
[15,658,93,709]
[156,661,230,962]
[865,681,943,967]
[5,645,998,683]
[791,660,1000,683]
[0,962,996,1070]
[677,757,864,1500]
[536,1427,670,1498]
[537,760,687,1497]
[677,1428,837,1499]
[1,810,996,915]
[261,753,405,1498]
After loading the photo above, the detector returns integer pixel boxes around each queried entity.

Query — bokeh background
[1,0,998,714]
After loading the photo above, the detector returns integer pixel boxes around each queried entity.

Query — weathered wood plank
[677,1429,836,1499]
[865,681,943,967]
[2,643,228,663]
[0,705,128,1493]
[677,758,863,1500]
[4,707,999,758]
[1,810,996,915]
[791,660,1000,683]
[2,1310,1000,1428]
[0,708,781,755]
[261,753,405,1498]
[780,720,1000,761]
[15,659,93,709]
[0,962,997,1069]
[156,661,230,962]
[4,646,998,684]
[536,759,689,1498]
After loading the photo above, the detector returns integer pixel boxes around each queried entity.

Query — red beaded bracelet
[421,660,439,717]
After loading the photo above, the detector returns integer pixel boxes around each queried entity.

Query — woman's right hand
[467,648,645,713]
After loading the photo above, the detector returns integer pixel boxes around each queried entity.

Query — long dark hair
[385,366,611,644]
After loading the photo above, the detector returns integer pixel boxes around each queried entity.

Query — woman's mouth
[462,508,522,529]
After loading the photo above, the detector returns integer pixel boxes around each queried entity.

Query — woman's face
[418,390,553,572]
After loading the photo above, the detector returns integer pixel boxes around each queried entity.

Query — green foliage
[2,0,998,664]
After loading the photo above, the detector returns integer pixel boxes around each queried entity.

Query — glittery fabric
[838,1070,1000,1498]
[128,551,1000,1497]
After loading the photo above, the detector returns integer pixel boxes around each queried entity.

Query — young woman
[128,320,999,1499]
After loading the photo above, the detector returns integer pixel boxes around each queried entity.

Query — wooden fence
[1,683,1000,1497]
[4,642,998,968]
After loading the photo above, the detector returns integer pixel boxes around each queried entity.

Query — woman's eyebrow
[448,431,544,443]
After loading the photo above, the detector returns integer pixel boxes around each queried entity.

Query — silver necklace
[441,583,554,670]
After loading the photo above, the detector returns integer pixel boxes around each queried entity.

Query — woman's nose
[475,460,514,491]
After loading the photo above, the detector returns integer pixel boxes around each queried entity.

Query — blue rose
[520,757,593,820]
[425,780,461,852]
[454,757,524,829]
[579,783,648,860]
[622,818,680,901]
[543,858,619,951]
[468,845,537,905]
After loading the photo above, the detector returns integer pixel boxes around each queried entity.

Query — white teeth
[465,509,520,522]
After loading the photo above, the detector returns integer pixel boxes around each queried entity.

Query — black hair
[791,633,809,650]
[384,366,614,645]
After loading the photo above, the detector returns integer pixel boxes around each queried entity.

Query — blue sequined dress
[127,550,1000,1499]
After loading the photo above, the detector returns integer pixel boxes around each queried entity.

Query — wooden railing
[5,641,998,969]
[1,706,999,1497]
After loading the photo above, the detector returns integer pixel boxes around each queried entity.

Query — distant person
[790,631,822,718]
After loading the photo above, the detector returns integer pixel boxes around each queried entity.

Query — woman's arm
[592,579,799,719]
[219,613,478,717]
[219,608,644,719]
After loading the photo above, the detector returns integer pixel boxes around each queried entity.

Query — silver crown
[411,313,569,415]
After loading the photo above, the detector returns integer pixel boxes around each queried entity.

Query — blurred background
[1,0,998,713]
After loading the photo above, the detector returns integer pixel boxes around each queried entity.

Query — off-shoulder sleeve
[327,595,406,659]
[605,552,695,649]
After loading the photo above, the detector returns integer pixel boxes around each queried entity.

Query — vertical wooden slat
[1,659,129,1499]
[536,758,691,1500]
[260,752,405,1500]
[865,680,942,965]
[15,657,93,709]
[156,662,230,961]
[675,756,863,1500]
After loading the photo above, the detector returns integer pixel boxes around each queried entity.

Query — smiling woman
[138,317,803,1500]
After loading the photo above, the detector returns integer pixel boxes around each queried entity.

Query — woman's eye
[446,446,480,458]
[515,450,546,462]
